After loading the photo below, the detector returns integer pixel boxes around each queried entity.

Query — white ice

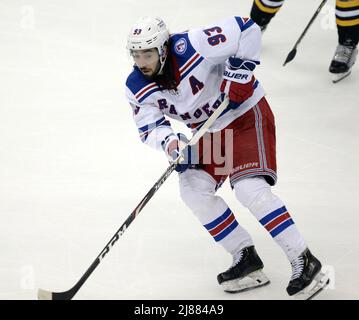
[0,0,358,300]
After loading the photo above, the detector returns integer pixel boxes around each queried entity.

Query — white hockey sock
[202,206,254,255]
[179,169,253,255]
[234,177,307,262]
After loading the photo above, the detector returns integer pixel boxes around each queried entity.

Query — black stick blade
[283,48,297,66]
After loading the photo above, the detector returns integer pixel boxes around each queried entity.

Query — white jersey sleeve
[188,16,261,65]
[125,86,175,151]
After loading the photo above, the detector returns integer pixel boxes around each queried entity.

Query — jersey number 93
[203,27,227,46]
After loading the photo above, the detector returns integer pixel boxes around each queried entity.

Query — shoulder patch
[170,33,196,63]
[174,37,188,55]
[170,32,204,80]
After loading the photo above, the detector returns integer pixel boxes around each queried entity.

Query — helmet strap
[157,44,168,75]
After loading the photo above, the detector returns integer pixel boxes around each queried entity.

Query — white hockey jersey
[125,16,265,151]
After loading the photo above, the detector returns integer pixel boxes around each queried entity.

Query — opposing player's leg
[179,169,269,292]
[330,0,359,83]
[250,0,286,32]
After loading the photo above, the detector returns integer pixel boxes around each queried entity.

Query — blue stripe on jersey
[180,56,204,80]
[138,87,161,103]
[259,206,288,226]
[214,220,238,241]
[204,208,232,230]
[138,117,169,134]
[243,19,255,31]
[235,17,255,32]
[270,219,294,237]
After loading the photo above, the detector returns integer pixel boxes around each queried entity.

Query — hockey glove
[161,133,198,173]
[220,57,258,109]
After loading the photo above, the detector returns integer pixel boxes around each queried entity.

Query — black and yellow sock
[336,0,359,45]
[250,0,285,27]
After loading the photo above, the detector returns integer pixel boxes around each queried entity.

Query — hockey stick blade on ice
[37,96,229,300]
[283,0,328,66]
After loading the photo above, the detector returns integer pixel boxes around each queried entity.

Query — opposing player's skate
[329,39,358,83]
[286,248,330,300]
[217,246,270,293]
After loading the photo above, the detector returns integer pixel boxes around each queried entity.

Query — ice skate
[287,248,330,300]
[329,40,358,83]
[217,246,270,293]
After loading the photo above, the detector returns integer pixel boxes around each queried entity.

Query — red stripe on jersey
[135,83,158,99]
[180,53,200,74]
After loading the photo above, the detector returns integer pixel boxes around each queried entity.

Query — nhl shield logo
[174,38,187,55]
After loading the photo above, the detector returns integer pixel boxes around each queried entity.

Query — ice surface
[0,0,358,299]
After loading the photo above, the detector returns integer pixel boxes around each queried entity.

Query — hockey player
[125,16,329,299]
[250,0,359,82]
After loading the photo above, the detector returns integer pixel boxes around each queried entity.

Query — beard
[141,61,161,80]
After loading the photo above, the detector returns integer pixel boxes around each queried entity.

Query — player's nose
[135,57,149,68]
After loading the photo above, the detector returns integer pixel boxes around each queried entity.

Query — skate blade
[293,270,330,300]
[332,70,351,83]
[222,270,270,293]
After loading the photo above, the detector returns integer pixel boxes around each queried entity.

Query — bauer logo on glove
[220,57,259,109]
[223,70,251,82]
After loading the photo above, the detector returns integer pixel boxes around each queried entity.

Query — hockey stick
[283,0,328,66]
[37,96,229,300]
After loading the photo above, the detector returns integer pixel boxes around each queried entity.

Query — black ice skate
[329,39,358,83]
[217,246,270,293]
[287,248,330,300]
